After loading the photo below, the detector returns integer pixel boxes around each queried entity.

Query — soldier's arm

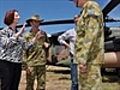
[22,35,29,69]
[43,31,50,48]
[78,5,103,65]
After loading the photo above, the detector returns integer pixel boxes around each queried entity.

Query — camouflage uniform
[73,0,104,90]
[23,30,49,90]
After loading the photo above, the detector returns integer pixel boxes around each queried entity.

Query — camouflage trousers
[78,65,102,90]
[26,65,46,90]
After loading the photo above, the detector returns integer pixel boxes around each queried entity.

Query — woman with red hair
[0,9,43,90]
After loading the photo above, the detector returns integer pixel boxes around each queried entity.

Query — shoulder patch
[87,10,95,15]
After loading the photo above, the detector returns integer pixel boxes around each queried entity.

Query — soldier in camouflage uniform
[70,0,104,90]
[23,14,50,90]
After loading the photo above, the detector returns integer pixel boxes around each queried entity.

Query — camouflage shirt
[74,0,104,65]
[23,30,50,67]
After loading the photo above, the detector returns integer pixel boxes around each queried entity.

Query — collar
[83,0,91,8]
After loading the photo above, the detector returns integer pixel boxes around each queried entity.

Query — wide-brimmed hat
[26,14,44,24]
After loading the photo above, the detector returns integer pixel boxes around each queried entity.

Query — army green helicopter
[0,0,120,75]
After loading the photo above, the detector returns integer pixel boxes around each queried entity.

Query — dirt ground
[19,66,71,90]
[19,65,120,90]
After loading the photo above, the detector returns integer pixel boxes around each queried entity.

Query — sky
[0,0,120,35]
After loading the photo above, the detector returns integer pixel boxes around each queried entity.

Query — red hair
[4,9,18,25]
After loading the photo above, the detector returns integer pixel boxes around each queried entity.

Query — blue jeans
[70,58,78,90]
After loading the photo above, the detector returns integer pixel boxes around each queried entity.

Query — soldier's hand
[26,67,32,74]
[79,64,87,73]
[32,31,44,42]
[43,42,49,48]
[35,30,44,39]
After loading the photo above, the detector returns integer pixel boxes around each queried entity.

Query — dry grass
[19,66,120,90]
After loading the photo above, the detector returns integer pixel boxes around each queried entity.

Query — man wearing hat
[70,0,104,90]
[23,14,50,90]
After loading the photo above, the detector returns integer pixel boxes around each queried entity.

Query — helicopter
[0,0,120,75]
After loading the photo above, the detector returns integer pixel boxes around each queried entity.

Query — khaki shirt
[74,0,104,65]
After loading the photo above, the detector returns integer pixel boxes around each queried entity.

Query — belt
[69,52,73,57]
